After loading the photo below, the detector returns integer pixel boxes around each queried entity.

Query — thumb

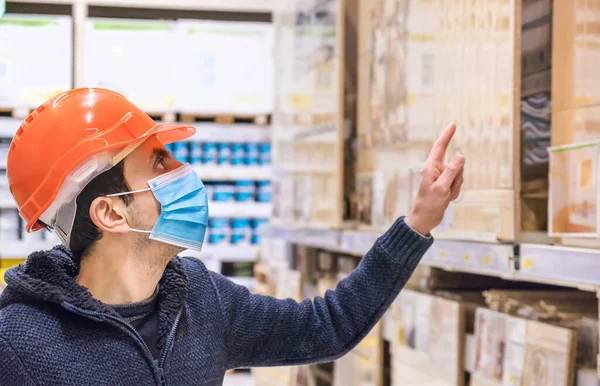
[436,155,465,189]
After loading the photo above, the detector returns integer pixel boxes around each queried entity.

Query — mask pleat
[152,174,203,205]
[161,209,209,224]
[163,190,206,211]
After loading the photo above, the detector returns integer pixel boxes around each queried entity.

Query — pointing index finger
[427,123,457,165]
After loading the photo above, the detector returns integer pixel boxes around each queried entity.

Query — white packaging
[176,20,274,115]
[84,18,181,112]
[0,14,72,108]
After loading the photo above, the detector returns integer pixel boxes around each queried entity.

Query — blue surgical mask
[108,163,209,251]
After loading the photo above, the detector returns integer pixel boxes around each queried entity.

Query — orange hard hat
[7,88,195,232]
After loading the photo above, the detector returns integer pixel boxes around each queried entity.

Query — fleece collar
[0,245,189,352]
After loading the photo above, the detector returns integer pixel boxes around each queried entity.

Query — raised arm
[213,124,465,369]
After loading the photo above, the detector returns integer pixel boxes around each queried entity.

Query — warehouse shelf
[0,197,16,209]
[85,0,276,12]
[518,244,600,291]
[7,0,277,12]
[0,118,19,138]
[186,123,271,143]
[209,201,272,218]
[0,117,270,142]
[266,225,600,293]
[267,226,342,251]
[182,244,259,262]
[195,165,272,181]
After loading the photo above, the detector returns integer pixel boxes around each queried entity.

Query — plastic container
[230,218,251,245]
[231,143,246,166]
[245,143,259,166]
[208,217,230,245]
[234,180,256,202]
[189,142,202,164]
[258,143,271,165]
[202,142,218,165]
[256,181,272,203]
[213,183,234,202]
[217,143,231,165]
[172,142,190,163]
[251,218,269,245]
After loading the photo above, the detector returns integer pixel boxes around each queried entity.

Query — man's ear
[89,197,130,234]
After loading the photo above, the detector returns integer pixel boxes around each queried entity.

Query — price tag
[482,254,491,266]
[521,257,534,270]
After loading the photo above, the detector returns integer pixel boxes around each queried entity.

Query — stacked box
[548,142,600,237]
[84,18,180,112]
[383,289,482,386]
[548,2,600,240]
[271,0,353,229]
[0,14,72,109]
[472,308,578,386]
[355,0,523,241]
[430,0,521,241]
[355,0,437,231]
[176,20,274,115]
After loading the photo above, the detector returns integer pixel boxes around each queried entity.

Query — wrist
[405,210,431,236]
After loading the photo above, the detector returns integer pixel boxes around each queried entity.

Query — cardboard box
[333,322,383,386]
[271,0,354,229]
[0,14,72,109]
[553,0,600,113]
[384,290,471,386]
[548,141,600,237]
[552,105,600,147]
[176,20,274,115]
[84,18,180,112]
[472,308,578,386]
[355,0,438,232]
[356,0,522,241]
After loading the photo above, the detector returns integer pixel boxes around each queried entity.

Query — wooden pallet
[179,113,270,125]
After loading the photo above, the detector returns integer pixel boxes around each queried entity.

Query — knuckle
[434,184,450,195]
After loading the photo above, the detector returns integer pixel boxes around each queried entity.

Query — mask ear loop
[106,188,152,197]
[106,188,154,233]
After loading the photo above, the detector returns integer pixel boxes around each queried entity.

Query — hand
[406,123,465,235]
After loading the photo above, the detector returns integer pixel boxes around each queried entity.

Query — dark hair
[69,160,132,262]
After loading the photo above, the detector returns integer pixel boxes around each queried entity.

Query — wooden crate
[271,0,357,229]
[355,0,523,241]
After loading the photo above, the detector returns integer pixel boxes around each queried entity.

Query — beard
[128,200,185,263]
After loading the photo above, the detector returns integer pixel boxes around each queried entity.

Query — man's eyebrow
[150,148,170,166]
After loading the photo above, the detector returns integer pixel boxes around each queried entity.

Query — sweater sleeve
[0,336,36,386]
[209,216,433,369]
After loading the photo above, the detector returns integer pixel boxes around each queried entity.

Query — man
[0,88,464,385]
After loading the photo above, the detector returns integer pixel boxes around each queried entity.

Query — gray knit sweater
[0,217,432,385]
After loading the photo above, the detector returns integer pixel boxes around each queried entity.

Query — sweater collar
[0,245,188,351]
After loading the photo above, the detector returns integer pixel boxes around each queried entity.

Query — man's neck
[76,245,169,305]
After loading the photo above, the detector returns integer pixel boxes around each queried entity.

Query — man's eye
[155,157,166,169]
